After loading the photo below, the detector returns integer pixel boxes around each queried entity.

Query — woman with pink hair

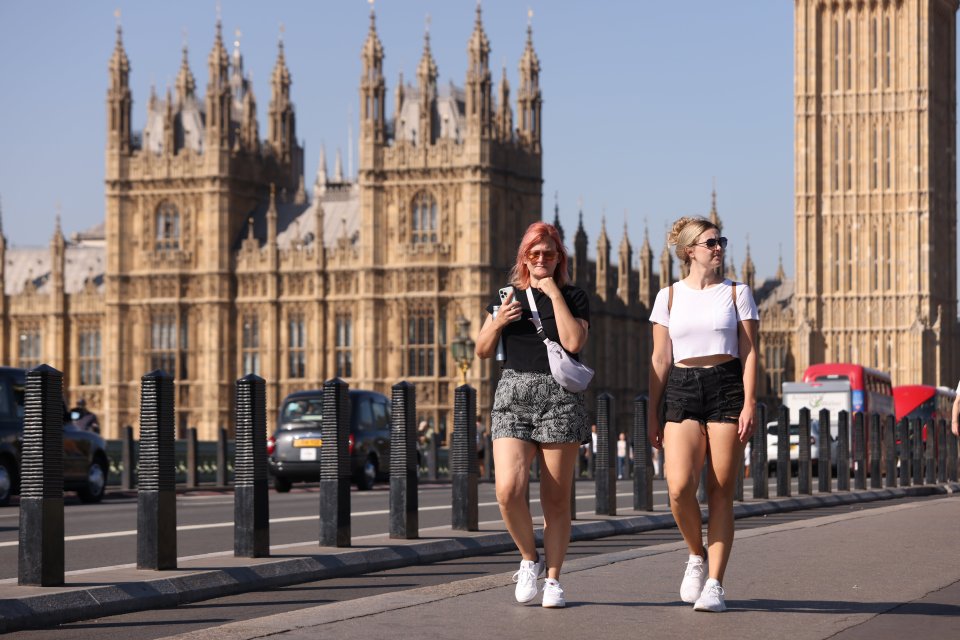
[476,221,590,609]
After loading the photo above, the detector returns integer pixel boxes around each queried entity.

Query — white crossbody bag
[525,288,594,393]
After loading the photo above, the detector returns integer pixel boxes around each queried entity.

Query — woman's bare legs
[538,443,580,579]
[663,419,708,556]
[704,422,743,582]
[493,437,539,561]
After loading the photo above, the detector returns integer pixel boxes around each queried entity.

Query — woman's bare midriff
[674,354,736,368]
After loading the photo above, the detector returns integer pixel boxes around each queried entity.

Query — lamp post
[450,316,475,386]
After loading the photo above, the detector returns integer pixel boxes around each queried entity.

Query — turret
[517,12,541,151]
[465,3,492,139]
[360,4,386,145]
[617,218,632,304]
[315,146,328,195]
[205,20,231,150]
[51,212,65,295]
[573,207,588,286]
[416,28,438,146]
[393,72,405,133]
[163,87,175,155]
[241,82,260,153]
[552,193,565,244]
[495,64,513,142]
[175,45,196,106]
[725,251,738,281]
[268,38,295,163]
[742,241,756,291]
[776,245,786,282]
[596,216,611,301]
[107,23,132,153]
[638,224,653,308]
[659,240,673,289]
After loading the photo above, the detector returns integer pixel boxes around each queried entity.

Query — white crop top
[648,279,759,362]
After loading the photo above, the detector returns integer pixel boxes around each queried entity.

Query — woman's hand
[538,276,561,300]
[738,401,756,444]
[648,412,663,450]
[496,290,523,327]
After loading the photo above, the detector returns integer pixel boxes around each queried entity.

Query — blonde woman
[648,216,759,612]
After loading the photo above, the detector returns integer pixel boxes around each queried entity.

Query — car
[267,389,391,491]
[765,419,837,473]
[0,366,110,507]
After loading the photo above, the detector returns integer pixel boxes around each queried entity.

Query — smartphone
[498,286,520,322]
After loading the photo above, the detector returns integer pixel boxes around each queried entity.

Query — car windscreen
[281,398,324,425]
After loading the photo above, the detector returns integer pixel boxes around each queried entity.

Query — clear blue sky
[0,1,955,285]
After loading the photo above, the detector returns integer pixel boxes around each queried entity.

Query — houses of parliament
[0,2,956,440]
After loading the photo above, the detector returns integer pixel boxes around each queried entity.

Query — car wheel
[273,475,292,493]
[357,456,377,491]
[0,458,15,507]
[78,458,107,503]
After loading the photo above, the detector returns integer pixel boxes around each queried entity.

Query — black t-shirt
[486,285,590,373]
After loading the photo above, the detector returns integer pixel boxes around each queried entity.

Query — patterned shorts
[491,369,589,444]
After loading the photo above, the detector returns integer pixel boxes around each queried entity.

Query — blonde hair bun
[668,216,718,264]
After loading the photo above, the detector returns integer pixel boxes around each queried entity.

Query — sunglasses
[526,249,558,262]
[693,236,728,250]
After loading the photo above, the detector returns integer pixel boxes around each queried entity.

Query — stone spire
[175,44,196,105]
[334,148,344,182]
[107,16,132,152]
[517,9,541,151]
[741,240,756,290]
[416,20,438,146]
[269,32,295,163]
[205,19,232,150]
[596,215,611,301]
[466,1,492,138]
[360,2,386,144]
[552,192,564,244]
[495,63,513,142]
[659,236,674,290]
[618,216,633,304]
[315,145,328,194]
[394,72,405,131]
[573,204,588,286]
[776,244,786,282]
[241,79,259,153]
[725,250,738,281]
[639,223,653,308]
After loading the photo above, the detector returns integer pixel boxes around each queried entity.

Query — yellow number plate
[294,439,323,448]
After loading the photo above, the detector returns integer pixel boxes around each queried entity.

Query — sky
[0,1,954,285]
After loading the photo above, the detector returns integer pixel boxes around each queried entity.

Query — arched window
[411,192,438,244]
[156,202,180,251]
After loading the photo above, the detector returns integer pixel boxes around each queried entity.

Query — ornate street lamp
[450,315,475,386]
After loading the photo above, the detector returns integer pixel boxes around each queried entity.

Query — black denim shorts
[662,359,744,425]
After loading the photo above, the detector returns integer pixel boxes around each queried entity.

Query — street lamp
[450,315,475,386]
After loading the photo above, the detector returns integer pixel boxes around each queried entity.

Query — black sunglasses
[693,236,728,250]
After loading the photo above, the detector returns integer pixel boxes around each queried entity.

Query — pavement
[1,483,958,636]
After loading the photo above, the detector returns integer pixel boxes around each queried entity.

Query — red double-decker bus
[802,363,894,418]
[892,385,955,442]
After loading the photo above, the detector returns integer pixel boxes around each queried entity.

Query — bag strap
[525,288,547,338]
[667,283,674,314]
[731,280,739,321]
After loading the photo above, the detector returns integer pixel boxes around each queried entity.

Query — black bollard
[570,464,578,521]
[776,405,791,497]
[884,415,897,488]
[319,378,351,547]
[234,375,269,557]
[818,409,832,493]
[531,456,541,482]
[451,384,478,531]
[216,426,228,487]
[186,427,199,488]
[924,420,936,485]
[390,382,418,539]
[753,402,769,499]
[632,395,653,511]
[427,432,438,481]
[18,365,65,586]
[483,431,494,481]
[137,369,177,570]
[869,414,882,489]
[836,410,850,491]
[797,407,812,495]
[899,418,912,487]
[937,419,947,483]
[735,450,745,502]
[912,418,924,486]
[121,425,135,490]
[946,424,958,482]
[853,412,866,490]
[595,393,616,515]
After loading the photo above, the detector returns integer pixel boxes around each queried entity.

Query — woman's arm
[540,277,588,353]
[737,318,759,443]
[648,323,672,449]
[475,290,522,359]
[951,393,960,437]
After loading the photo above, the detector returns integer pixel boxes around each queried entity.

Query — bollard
[18,365,65,586]
[899,418,912,487]
[137,369,177,570]
[797,407,811,495]
[776,405,790,497]
[594,393,616,515]
[818,409,832,493]
[570,462,578,521]
[947,424,958,482]
[319,378,351,547]
[735,448,745,502]
[912,418,924,486]
[216,426,228,487]
[427,432,439,481]
[483,430,494,481]
[853,412,866,490]
[836,410,850,491]
[752,402,768,499]
[924,420,936,485]
[186,427,199,488]
[869,414,882,489]
[884,415,897,488]
[531,456,541,482]
[389,382,419,539]
[937,419,947,483]
[234,375,269,557]
[696,464,708,504]
[121,425,135,490]
[451,385,478,531]
[632,396,653,511]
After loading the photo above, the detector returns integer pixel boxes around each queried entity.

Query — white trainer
[512,556,545,603]
[541,578,566,608]
[694,579,727,612]
[680,554,708,603]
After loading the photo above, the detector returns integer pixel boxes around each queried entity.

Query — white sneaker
[680,554,708,603]
[694,579,726,612]
[512,556,545,603]
[541,578,565,608]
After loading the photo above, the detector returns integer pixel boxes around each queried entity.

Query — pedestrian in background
[476,221,590,609]
[647,216,759,612]
[617,432,628,480]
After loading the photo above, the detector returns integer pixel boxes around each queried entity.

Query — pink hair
[509,222,570,289]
